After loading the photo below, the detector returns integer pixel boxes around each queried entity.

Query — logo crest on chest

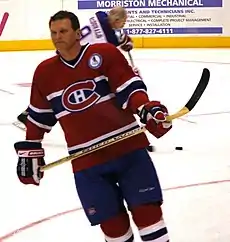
[62,80,100,112]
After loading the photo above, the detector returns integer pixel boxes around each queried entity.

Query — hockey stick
[40,126,146,172]
[128,51,135,67]
[40,68,210,172]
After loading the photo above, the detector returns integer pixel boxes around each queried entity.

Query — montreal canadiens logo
[62,80,100,112]
[88,53,102,69]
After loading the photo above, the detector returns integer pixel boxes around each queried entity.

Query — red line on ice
[0,179,229,241]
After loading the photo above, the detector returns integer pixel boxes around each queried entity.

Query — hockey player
[16,6,134,127]
[14,11,171,242]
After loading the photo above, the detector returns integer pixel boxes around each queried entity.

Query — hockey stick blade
[166,68,210,121]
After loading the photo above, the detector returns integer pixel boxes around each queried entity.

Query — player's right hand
[138,101,172,138]
[132,66,142,78]
[14,141,45,186]
[120,35,133,52]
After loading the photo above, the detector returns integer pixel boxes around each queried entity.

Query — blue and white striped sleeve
[26,73,57,141]
[27,103,57,132]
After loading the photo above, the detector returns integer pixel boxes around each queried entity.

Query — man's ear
[76,29,81,40]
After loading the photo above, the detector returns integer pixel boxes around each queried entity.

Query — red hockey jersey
[26,43,150,172]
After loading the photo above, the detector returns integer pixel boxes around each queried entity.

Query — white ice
[0,48,230,241]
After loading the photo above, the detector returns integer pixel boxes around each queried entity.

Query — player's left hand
[138,101,172,138]
[120,35,133,52]
[14,141,45,186]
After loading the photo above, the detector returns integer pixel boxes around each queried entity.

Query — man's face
[113,15,127,29]
[50,18,80,51]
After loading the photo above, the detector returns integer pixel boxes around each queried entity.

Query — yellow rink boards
[0,36,230,52]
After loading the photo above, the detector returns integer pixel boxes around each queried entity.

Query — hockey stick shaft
[128,51,135,67]
[40,126,146,171]
[40,68,210,171]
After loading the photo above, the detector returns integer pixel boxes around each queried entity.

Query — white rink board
[0,0,228,40]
